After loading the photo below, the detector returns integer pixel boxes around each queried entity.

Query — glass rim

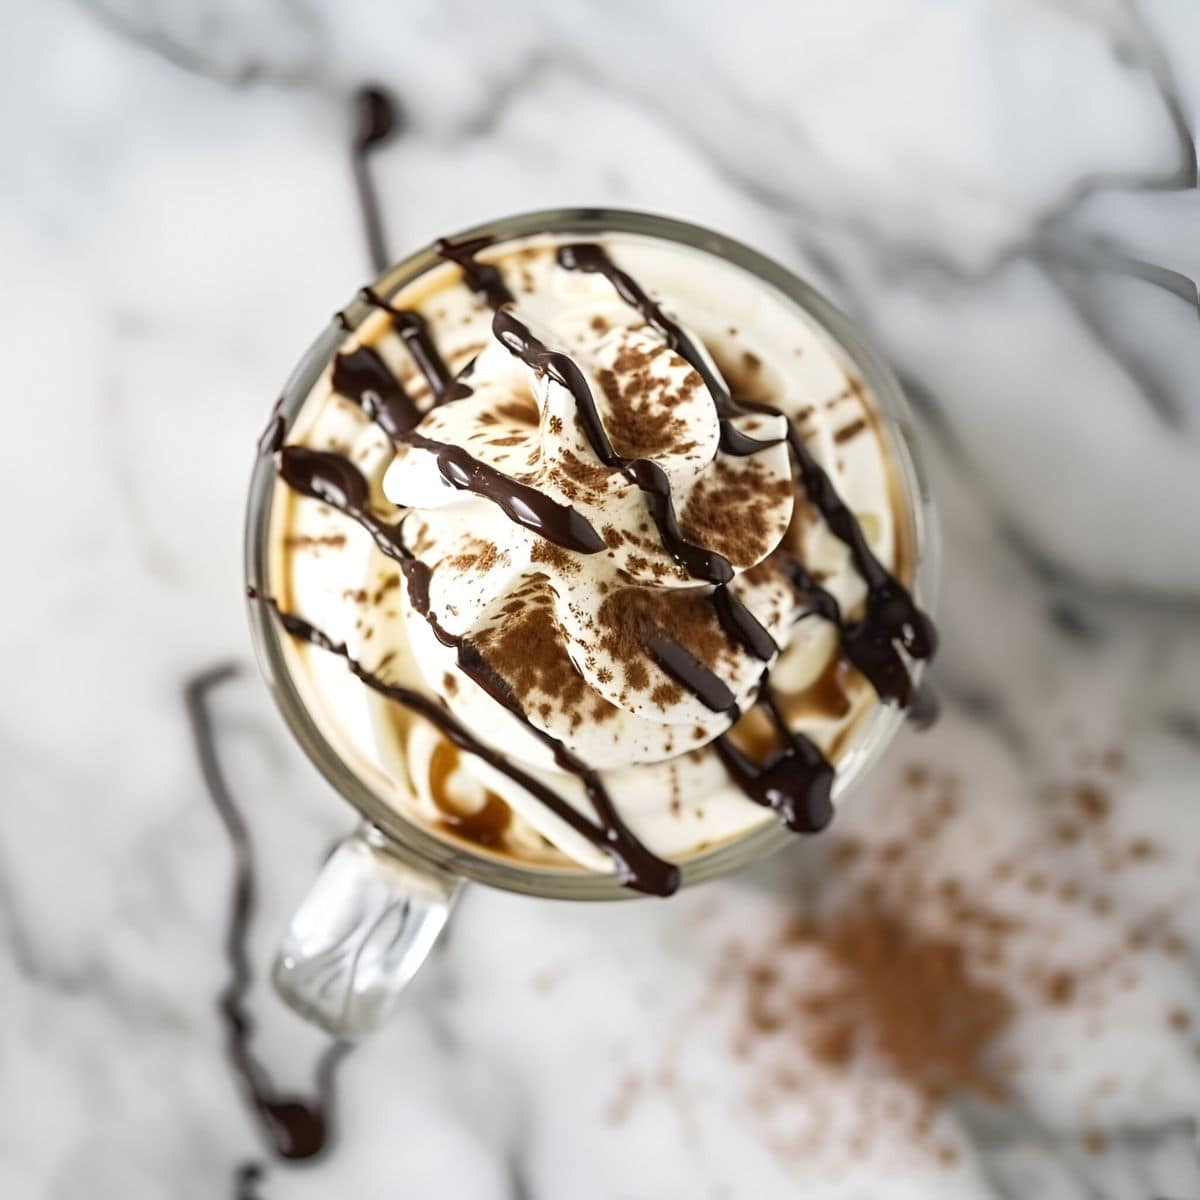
[244,205,940,902]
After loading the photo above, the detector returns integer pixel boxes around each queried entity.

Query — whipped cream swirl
[384,295,796,771]
[268,230,934,891]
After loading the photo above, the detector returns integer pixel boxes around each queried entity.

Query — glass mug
[244,207,939,1037]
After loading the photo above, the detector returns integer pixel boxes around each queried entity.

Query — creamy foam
[273,232,912,876]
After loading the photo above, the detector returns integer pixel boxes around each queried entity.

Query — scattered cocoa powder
[593,338,700,459]
[470,578,618,730]
[1072,782,1110,822]
[611,754,1196,1174]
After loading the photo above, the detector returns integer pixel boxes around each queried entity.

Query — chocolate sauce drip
[711,582,777,662]
[258,596,678,896]
[557,242,780,455]
[777,557,913,707]
[278,446,410,562]
[492,308,623,463]
[555,242,936,677]
[714,677,835,834]
[331,346,422,438]
[780,421,937,662]
[184,665,349,1180]
[719,420,782,457]
[646,634,738,717]
[351,87,399,274]
[270,452,677,894]
[435,235,515,309]
[491,307,775,662]
[359,288,454,400]
[491,309,729,579]
[401,429,605,554]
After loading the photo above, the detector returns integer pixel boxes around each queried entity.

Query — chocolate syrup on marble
[351,87,399,275]
[184,665,349,1180]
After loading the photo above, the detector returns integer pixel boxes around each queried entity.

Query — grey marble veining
[3,1,1199,1197]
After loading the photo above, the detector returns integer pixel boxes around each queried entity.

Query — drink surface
[266,229,932,892]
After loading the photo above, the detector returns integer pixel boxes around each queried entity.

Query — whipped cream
[273,232,911,877]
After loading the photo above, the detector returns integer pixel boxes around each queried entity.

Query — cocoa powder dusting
[471,580,618,729]
[780,908,1013,1105]
[598,586,736,695]
[679,463,792,564]
[594,337,700,459]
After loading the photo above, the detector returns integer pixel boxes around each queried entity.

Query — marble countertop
[4,1,1200,1197]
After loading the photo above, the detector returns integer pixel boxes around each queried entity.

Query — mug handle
[272,825,461,1036]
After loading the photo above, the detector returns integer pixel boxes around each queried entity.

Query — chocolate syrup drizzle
[402,429,607,554]
[268,222,938,894]
[554,243,936,664]
[435,235,516,309]
[439,237,934,819]
[332,345,421,438]
[358,288,453,399]
[273,448,678,895]
[324,315,608,555]
[490,307,776,666]
[184,665,349,1179]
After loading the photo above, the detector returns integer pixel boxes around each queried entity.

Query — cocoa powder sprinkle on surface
[611,754,1191,1170]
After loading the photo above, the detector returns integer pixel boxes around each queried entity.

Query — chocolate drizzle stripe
[555,242,935,667]
[646,634,738,717]
[331,346,423,439]
[713,726,834,834]
[271,450,677,895]
[778,421,937,660]
[401,429,606,555]
[184,665,349,1170]
[490,307,776,663]
[359,288,454,401]
[435,235,516,310]
[778,556,913,707]
[711,582,777,663]
[278,446,408,561]
[262,597,678,896]
[557,242,779,455]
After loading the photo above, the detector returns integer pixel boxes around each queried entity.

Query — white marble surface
[3,1,1200,1196]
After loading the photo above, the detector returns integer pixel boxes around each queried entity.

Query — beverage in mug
[245,209,937,1033]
